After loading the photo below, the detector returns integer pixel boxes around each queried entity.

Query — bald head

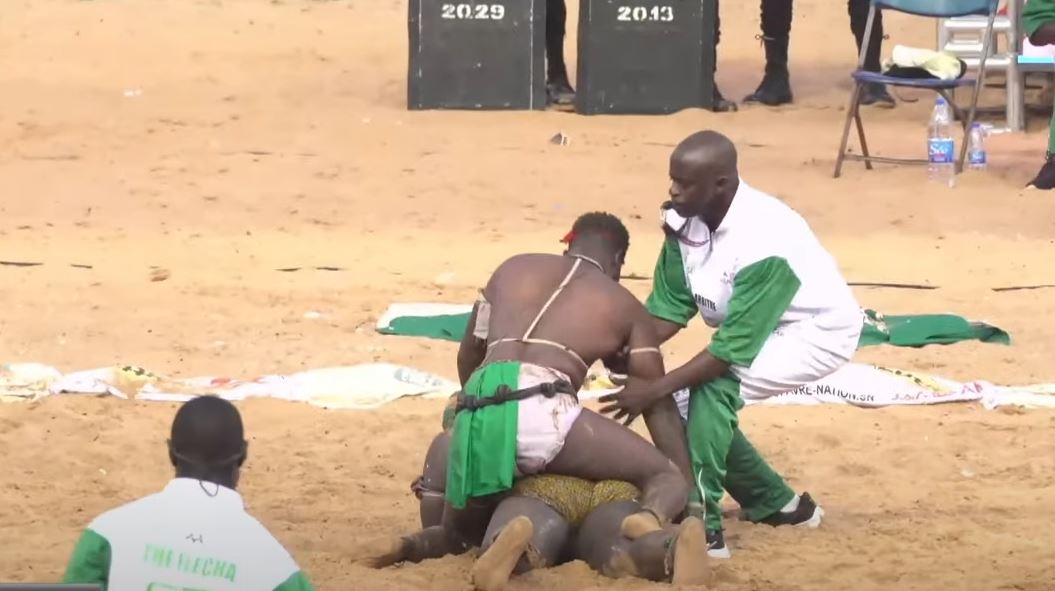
[169,395,247,487]
[671,130,738,177]
[667,131,741,231]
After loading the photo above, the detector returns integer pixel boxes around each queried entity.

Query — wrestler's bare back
[479,253,658,388]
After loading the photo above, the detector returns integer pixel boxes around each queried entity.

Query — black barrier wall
[576,0,717,114]
[408,0,547,110]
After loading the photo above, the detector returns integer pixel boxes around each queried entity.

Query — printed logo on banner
[874,365,948,394]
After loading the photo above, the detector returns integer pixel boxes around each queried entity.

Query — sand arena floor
[2,0,1055,589]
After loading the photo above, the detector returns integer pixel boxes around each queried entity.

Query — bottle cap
[935,97,946,105]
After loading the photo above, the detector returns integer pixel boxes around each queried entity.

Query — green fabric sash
[445,361,521,509]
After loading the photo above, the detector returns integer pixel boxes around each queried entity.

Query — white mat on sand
[1,362,457,409]
[3,361,1054,411]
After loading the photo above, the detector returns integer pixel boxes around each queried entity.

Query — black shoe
[745,35,793,106]
[758,492,825,528]
[713,86,738,112]
[546,79,575,108]
[1027,153,1055,190]
[705,528,731,559]
[860,83,896,108]
[743,69,793,106]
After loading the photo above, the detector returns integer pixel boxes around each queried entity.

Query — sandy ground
[3,0,1055,589]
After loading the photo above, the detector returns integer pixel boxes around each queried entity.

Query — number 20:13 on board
[617,6,674,22]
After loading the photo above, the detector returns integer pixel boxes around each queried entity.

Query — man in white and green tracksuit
[63,395,315,591]
[602,131,862,558]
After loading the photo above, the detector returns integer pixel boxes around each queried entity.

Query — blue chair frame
[833,0,999,178]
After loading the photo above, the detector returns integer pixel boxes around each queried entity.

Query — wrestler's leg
[472,496,570,591]
[574,501,709,584]
[417,432,451,527]
[545,410,688,535]
[574,501,661,580]
[355,495,500,568]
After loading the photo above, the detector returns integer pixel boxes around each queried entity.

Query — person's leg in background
[1026,117,1055,189]
[744,0,794,106]
[546,0,575,106]
[711,0,738,112]
[1023,0,1055,188]
[848,0,895,107]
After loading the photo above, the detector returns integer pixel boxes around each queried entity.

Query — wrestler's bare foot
[352,536,409,569]
[602,548,640,579]
[471,516,534,591]
[671,517,710,586]
[621,510,662,539]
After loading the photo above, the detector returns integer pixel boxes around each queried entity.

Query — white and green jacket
[646,180,862,369]
[63,478,315,591]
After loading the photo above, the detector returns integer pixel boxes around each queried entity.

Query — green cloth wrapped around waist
[445,361,522,509]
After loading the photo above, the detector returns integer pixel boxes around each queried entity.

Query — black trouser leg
[714,0,721,47]
[744,0,793,104]
[760,0,792,74]
[848,0,883,72]
[710,0,736,111]
[546,0,569,85]
[848,0,894,106]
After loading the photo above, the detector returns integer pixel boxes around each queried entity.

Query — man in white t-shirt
[62,395,315,591]
[600,130,863,559]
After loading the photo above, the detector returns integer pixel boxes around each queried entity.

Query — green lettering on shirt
[141,545,238,584]
[144,544,174,569]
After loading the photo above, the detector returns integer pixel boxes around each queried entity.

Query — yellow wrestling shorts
[512,474,640,527]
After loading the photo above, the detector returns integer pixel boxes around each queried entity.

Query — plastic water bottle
[967,123,987,171]
[927,97,956,187]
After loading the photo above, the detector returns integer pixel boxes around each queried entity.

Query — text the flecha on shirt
[694,293,717,312]
[144,543,237,583]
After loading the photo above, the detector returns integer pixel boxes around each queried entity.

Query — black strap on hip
[456,380,576,413]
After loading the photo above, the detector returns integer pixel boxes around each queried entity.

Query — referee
[600,131,864,557]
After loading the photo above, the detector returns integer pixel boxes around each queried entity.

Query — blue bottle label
[969,149,986,165]
[929,138,954,164]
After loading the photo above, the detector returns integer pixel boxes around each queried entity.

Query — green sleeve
[644,238,697,326]
[708,256,800,367]
[62,528,111,590]
[1024,0,1055,37]
[274,570,317,591]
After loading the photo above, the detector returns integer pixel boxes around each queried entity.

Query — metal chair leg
[854,107,873,171]
[959,63,992,172]
[957,14,997,172]
[834,83,863,178]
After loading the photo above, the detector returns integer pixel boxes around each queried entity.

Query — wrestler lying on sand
[354,213,696,579]
[412,430,711,590]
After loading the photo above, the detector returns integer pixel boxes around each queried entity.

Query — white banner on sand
[1,362,458,409]
[745,363,990,407]
[5,361,1055,411]
[672,363,990,418]
[582,363,1055,415]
